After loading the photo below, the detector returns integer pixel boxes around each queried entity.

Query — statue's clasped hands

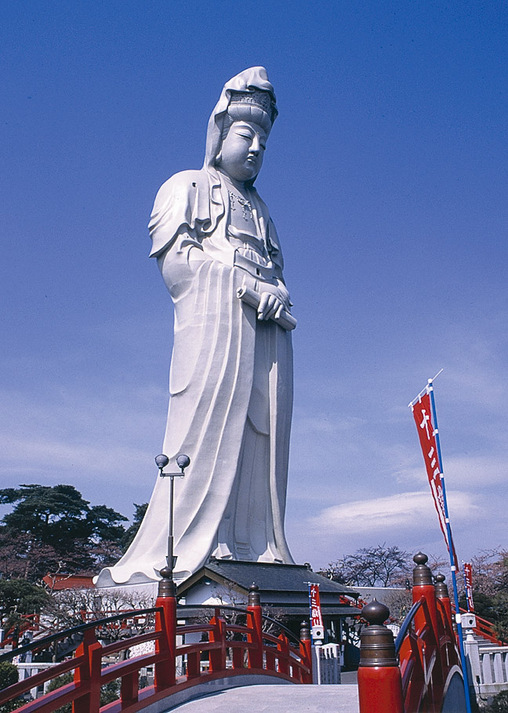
[236,280,296,331]
[257,292,286,321]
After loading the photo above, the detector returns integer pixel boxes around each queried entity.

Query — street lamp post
[155,453,190,597]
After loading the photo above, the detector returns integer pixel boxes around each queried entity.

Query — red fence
[0,585,311,713]
[459,607,505,646]
[0,614,43,650]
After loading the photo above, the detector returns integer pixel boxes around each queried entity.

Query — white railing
[476,646,508,696]
[462,614,508,700]
[14,662,57,699]
[312,643,341,684]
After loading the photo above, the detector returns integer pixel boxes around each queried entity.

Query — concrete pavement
[162,683,359,712]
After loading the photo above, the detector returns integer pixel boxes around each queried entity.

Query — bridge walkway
[163,683,359,712]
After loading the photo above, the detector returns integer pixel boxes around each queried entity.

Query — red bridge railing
[358,553,465,713]
[459,607,505,646]
[0,614,43,650]
[0,584,312,713]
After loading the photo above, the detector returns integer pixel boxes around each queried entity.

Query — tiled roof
[178,559,359,618]
[202,559,358,596]
[42,574,95,590]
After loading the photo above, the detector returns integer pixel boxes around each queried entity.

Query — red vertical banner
[464,562,475,612]
[411,381,473,713]
[411,392,448,538]
[308,583,324,640]
[411,391,457,566]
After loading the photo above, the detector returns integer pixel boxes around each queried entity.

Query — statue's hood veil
[203,66,277,181]
[148,67,279,259]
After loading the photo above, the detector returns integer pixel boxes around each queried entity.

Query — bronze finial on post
[358,600,404,713]
[247,582,263,670]
[158,564,176,598]
[359,600,397,668]
[434,573,449,599]
[434,572,453,628]
[248,583,261,607]
[300,620,311,642]
[412,552,440,638]
[413,552,433,587]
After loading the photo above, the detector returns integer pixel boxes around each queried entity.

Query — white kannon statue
[95,67,295,588]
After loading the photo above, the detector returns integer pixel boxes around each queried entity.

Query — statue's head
[216,95,272,183]
[204,67,277,185]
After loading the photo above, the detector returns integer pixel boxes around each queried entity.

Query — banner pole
[427,379,473,713]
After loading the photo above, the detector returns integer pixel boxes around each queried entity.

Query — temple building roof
[177,559,360,619]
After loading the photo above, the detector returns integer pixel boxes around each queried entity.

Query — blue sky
[2,1,507,572]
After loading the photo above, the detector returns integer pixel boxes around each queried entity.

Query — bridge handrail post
[412,552,444,704]
[246,583,263,670]
[209,611,227,673]
[299,621,313,684]
[435,573,453,633]
[435,572,462,659]
[277,632,290,676]
[412,553,440,636]
[358,600,404,713]
[73,627,102,713]
[154,567,177,689]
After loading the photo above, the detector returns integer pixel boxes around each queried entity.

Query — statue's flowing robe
[95,167,294,586]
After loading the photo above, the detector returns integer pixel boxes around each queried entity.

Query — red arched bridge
[0,554,475,712]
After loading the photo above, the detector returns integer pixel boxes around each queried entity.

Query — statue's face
[218,120,267,183]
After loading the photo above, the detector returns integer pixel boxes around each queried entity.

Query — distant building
[43,573,95,591]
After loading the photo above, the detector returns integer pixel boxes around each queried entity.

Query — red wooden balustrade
[0,614,42,650]
[0,584,311,713]
[458,606,505,646]
[358,553,464,713]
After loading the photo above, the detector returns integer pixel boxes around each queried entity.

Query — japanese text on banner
[464,562,475,612]
[411,391,458,567]
[308,583,324,640]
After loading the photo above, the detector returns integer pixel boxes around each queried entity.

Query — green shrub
[100,679,120,705]
[0,662,18,690]
[45,673,73,713]
[0,665,122,713]
[485,690,508,713]
[0,661,27,713]
[0,699,29,713]
[45,672,120,711]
